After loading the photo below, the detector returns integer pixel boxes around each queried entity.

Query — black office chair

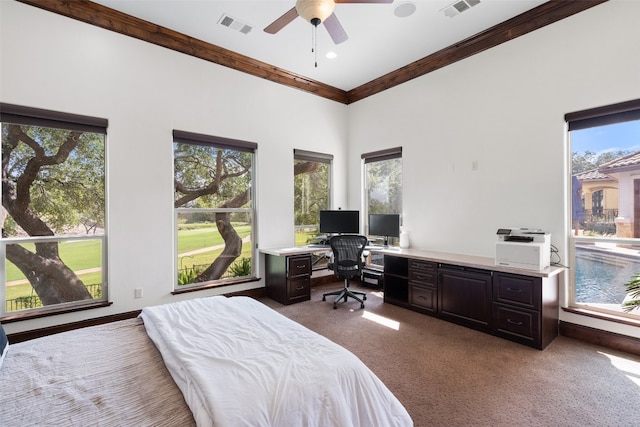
[322,234,368,309]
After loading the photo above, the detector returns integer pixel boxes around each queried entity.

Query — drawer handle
[507,318,523,326]
[506,287,523,293]
[296,286,305,291]
[416,274,429,280]
[296,265,306,269]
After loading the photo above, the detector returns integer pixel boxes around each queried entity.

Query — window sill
[172,276,261,295]
[562,306,640,328]
[1,300,112,324]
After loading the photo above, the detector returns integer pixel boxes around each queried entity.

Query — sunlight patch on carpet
[599,351,640,388]
[362,311,400,330]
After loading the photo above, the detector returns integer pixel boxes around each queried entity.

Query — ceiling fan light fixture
[296,0,336,25]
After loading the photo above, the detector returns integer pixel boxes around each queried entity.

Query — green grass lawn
[295,228,320,246]
[177,224,252,253]
[5,239,103,282]
[6,223,254,302]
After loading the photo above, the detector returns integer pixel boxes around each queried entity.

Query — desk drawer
[410,284,437,313]
[409,260,437,274]
[287,255,311,278]
[287,277,310,300]
[493,304,540,343]
[409,260,437,286]
[493,273,540,310]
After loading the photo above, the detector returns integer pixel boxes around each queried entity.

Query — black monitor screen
[319,210,359,234]
[368,214,400,240]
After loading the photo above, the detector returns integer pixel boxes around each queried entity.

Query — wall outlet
[134,288,143,298]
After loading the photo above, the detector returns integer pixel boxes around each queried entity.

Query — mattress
[0,318,195,427]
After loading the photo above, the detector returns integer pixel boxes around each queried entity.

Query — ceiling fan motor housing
[296,0,336,25]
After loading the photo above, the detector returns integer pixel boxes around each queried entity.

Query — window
[567,100,640,319]
[294,149,332,246]
[363,147,402,265]
[363,147,402,229]
[0,104,107,317]
[173,131,256,290]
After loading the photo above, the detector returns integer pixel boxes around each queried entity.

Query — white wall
[348,0,640,338]
[0,1,348,334]
[3,1,640,340]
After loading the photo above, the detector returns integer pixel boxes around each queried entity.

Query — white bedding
[140,296,413,427]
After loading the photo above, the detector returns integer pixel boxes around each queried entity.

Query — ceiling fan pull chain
[314,25,318,68]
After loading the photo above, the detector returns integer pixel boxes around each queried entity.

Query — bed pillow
[0,323,8,369]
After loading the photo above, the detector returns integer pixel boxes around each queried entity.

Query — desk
[261,245,387,304]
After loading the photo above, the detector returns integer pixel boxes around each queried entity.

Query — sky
[572,120,640,155]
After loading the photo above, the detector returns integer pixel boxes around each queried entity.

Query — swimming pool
[575,247,640,304]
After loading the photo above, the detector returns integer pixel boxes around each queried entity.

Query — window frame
[566,99,640,320]
[362,147,403,239]
[293,149,332,247]
[0,103,108,320]
[172,130,257,292]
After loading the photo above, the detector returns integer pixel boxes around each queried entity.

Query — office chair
[322,234,368,309]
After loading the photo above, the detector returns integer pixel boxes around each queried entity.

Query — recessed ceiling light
[325,51,337,59]
[394,2,416,18]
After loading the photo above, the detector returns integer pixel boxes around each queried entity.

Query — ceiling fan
[264,0,394,45]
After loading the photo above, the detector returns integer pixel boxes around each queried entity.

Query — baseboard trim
[560,321,640,356]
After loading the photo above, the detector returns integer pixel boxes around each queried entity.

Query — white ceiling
[92,0,547,91]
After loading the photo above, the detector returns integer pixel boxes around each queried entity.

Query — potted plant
[622,273,640,312]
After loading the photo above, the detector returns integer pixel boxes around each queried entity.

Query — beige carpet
[260,282,640,427]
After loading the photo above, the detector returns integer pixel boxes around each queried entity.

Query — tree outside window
[294,149,331,246]
[1,105,106,315]
[363,147,402,265]
[173,131,256,288]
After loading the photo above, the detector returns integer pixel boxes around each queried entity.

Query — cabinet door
[438,267,492,331]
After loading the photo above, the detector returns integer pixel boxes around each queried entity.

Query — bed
[0,296,413,427]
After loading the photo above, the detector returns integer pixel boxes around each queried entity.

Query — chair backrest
[329,234,368,279]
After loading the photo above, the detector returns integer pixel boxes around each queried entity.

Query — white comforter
[140,296,413,427]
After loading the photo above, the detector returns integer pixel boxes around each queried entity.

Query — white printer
[495,228,551,271]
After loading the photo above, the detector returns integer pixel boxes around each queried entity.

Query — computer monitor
[319,210,359,234]
[368,214,400,246]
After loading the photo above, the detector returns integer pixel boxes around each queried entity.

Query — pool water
[575,249,640,304]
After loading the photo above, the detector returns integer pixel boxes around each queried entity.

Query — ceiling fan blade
[264,7,299,34]
[323,13,348,44]
[335,0,394,3]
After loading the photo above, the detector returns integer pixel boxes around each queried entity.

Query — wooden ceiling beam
[16,0,607,105]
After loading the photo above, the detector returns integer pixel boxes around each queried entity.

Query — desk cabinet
[265,254,312,305]
[492,272,558,349]
[383,254,559,350]
[408,260,438,314]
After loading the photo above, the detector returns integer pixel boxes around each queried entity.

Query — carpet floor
[260,282,640,427]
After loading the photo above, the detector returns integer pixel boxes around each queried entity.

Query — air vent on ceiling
[218,14,252,35]
[442,0,481,18]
